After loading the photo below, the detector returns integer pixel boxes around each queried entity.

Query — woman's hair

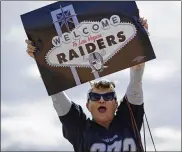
[90,80,115,89]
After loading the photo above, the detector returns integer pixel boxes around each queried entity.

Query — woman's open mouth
[98,106,107,113]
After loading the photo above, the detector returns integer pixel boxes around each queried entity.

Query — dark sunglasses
[88,92,116,101]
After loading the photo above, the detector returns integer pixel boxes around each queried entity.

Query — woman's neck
[96,120,111,129]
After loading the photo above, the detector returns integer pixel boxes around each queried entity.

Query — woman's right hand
[25,39,37,59]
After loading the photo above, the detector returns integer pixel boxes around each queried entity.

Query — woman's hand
[139,17,148,30]
[25,39,37,59]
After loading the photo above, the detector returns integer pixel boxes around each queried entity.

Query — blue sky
[1,1,181,151]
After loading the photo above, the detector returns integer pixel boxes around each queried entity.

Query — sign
[21,1,156,95]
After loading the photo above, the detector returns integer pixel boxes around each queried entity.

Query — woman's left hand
[139,17,148,30]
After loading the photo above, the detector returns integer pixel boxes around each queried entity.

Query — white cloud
[144,60,178,81]
[152,127,181,151]
[3,25,27,45]
[1,99,73,151]
[140,126,181,151]
[22,64,41,79]
[136,1,181,39]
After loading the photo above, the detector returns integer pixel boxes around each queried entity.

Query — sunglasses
[88,92,116,101]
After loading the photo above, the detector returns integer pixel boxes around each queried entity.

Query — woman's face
[86,88,118,126]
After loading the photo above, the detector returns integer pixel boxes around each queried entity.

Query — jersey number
[90,138,136,152]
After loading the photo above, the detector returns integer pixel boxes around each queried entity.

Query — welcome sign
[21,1,156,95]
[48,15,136,69]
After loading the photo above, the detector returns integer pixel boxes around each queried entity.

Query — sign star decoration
[54,5,77,32]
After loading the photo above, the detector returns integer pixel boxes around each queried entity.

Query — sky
[1,1,181,151]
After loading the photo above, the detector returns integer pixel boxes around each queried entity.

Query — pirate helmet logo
[88,52,108,73]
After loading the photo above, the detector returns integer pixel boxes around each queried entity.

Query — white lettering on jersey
[107,140,122,151]
[90,143,106,151]
[123,138,136,151]
[90,138,136,152]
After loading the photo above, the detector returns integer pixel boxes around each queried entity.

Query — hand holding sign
[26,40,37,58]
[140,17,148,30]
